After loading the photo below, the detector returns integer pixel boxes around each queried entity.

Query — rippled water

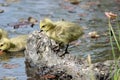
[0,0,120,79]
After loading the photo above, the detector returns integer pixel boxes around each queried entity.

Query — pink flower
[105,12,117,19]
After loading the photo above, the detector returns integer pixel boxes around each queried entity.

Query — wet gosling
[40,18,84,54]
[0,35,28,52]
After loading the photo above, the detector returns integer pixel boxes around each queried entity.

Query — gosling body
[40,18,83,44]
[0,35,28,52]
[40,18,84,53]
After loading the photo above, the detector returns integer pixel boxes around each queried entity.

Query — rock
[5,0,20,3]
[3,76,16,80]
[0,9,4,13]
[25,31,120,80]
[0,3,9,7]
[88,31,100,39]
[69,0,81,5]
[8,17,37,29]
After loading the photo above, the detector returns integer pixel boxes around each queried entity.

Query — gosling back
[40,18,84,44]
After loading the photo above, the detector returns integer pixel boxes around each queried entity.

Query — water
[0,0,120,79]
[0,52,26,80]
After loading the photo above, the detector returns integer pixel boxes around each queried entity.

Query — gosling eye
[42,26,45,28]
[42,25,46,28]
[0,44,4,47]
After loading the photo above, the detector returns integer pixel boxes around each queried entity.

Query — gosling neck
[46,25,56,32]
[8,42,16,51]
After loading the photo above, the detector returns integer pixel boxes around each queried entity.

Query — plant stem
[116,17,120,41]
[108,19,116,60]
[108,19,120,51]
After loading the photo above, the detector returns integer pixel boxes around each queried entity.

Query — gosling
[0,35,28,52]
[0,28,8,39]
[40,18,84,54]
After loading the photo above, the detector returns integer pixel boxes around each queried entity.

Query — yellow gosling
[40,18,84,54]
[0,28,8,39]
[0,35,28,52]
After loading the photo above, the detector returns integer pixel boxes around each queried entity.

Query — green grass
[108,17,120,80]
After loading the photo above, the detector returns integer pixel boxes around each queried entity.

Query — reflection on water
[0,51,24,61]
[0,51,26,80]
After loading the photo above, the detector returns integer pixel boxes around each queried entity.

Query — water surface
[0,0,120,79]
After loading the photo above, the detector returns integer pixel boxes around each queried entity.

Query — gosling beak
[0,49,3,55]
[40,29,43,32]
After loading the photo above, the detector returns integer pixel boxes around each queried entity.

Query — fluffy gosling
[0,28,8,39]
[0,35,28,52]
[40,18,84,54]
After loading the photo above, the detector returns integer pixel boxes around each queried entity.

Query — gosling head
[40,18,55,32]
[0,38,11,51]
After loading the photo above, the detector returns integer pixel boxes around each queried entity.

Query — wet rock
[88,31,100,39]
[5,0,20,3]
[0,9,4,13]
[2,63,19,69]
[25,31,120,80]
[0,3,9,7]
[27,17,38,27]
[3,76,16,80]
[8,17,38,29]
[69,0,81,5]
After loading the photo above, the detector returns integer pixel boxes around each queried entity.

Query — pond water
[0,0,120,79]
